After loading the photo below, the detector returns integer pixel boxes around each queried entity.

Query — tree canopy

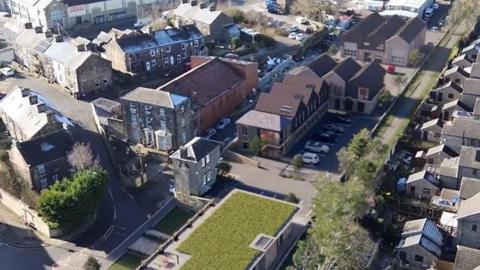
[38,170,107,229]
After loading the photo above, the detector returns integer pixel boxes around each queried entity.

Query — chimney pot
[45,31,53,38]
[190,0,197,6]
[21,88,30,97]
[24,22,32,29]
[34,26,43,33]
[37,103,47,113]
[29,95,38,105]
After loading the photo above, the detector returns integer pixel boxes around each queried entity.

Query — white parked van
[302,152,320,165]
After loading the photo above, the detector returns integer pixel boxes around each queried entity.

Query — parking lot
[287,112,380,173]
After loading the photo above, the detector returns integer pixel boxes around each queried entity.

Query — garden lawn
[154,207,194,235]
[108,253,144,270]
[176,191,296,270]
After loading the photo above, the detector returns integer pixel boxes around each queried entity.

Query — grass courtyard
[154,207,194,235]
[176,191,297,270]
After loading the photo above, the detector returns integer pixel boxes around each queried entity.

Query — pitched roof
[397,17,426,43]
[306,53,337,77]
[15,129,74,166]
[236,110,283,132]
[345,60,385,99]
[453,245,480,270]
[431,81,463,94]
[121,87,188,108]
[426,144,458,158]
[330,57,362,81]
[463,78,480,95]
[399,218,443,257]
[170,137,221,162]
[0,87,57,141]
[442,117,480,139]
[366,15,405,48]
[471,63,480,79]
[255,82,313,118]
[459,146,480,170]
[406,170,440,187]
[43,41,93,69]
[173,3,230,25]
[459,177,480,200]
[444,66,469,77]
[421,118,443,130]
[457,192,480,219]
[157,58,243,108]
[341,12,386,45]
[441,99,471,112]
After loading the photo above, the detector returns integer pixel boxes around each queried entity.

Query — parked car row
[299,115,353,165]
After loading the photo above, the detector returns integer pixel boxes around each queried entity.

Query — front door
[410,186,415,196]
[76,16,82,24]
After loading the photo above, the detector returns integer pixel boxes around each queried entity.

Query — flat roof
[386,0,430,8]
[176,190,297,270]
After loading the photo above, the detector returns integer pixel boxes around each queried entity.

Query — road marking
[113,206,117,220]
[108,188,114,200]
[101,226,114,242]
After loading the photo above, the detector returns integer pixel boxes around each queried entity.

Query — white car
[216,118,231,129]
[205,128,216,138]
[305,140,330,154]
[0,67,14,77]
[302,152,320,165]
[295,33,306,41]
[288,32,297,39]
[431,26,439,32]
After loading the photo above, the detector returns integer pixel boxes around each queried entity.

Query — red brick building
[158,56,258,133]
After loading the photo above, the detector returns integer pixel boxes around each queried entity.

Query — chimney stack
[55,35,63,42]
[37,103,47,113]
[34,26,43,33]
[29,95,38,105]
[182,0,188,3]
[21,88,30,97]
[77,43,86,52]
[209,4,215,11]
[199,2,206,8]
[46,110,55,124]
[24,22,32,29]
[45,30,53,38]
[190,0,197,6]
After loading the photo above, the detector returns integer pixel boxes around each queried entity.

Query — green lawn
[153,207,194,235]
[177,191,296,270]
[109,253,144,270]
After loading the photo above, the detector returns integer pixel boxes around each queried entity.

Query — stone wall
[0,187,61,237]
[174,192,211,212]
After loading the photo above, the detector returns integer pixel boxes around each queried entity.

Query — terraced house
[102,25,205,77]
[341,12,426,67]
[237,69,329,159]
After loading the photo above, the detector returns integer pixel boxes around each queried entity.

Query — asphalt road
[0,72,148,269]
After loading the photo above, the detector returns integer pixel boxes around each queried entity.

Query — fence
[0,187,61,237]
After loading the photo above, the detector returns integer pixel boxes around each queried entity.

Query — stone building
[456,192,480,249]
[8,129,74,191]
[43,38,112,98]
[120,87,194,151]
[102,25,205,77]
[0,87,64,142]
[170,137,221,196]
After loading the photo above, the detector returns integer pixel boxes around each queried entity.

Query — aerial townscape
[0,0,480,269]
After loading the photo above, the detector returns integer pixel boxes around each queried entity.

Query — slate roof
[441,99,471,112]
[16,129,74,166]
[407,170,440,187]
[43,41,92,69]
[426,144,458,158]
[459,146,480,170]
[306,53,337,77]
[170,137,221,162]
[158,58,243,108]
[330,57,362,82]
[442,117,480,139]
[397,17,426,43]
[431,81,463,94]
[341,13,425,50]
[462,78,480,95]
[420,118,443,130]
[15,29,53,52]
[398,218,444,257]
[459,177,480,200]
[121,87,187,108]
[236,110,283,132]
[457,192,480,219]
[91,97,121,114]
[345,60,385,99]
[444,66,469,77]
[453,245,480,270]
[173,3,229,25]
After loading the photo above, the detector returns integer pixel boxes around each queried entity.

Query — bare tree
[68,143,101,171]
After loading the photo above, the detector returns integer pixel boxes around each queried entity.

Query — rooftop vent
[250,234,274,252]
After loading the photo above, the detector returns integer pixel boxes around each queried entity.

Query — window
[242,126,248,135]
[95,80,100,87]
[159,108,166,118]
[39,178,48,188]
[473,224,478,231]
[177,54,181,63]
[422,188,430,195]
[344,49,357,57]
[51,174,58,182]
[182,131,187,144]
[474,169,478,175]
[150,49,155,57]
[414,255,423,262]
[206,153,210,164]
[399,251,407,261]
[448,93,454,99]
[182,52,187,59]
[201,157,206,167]
[202,173,207,185]
[37,164,46,175]
[103,79,108,84]
[160,120,166,130]
[194,39,199,47]
[166,46,171,53]
[152,59,156,66]
[207,169,212,182]
[164,57,169,64]
[181,117,185,127]
[181,43,186,50]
